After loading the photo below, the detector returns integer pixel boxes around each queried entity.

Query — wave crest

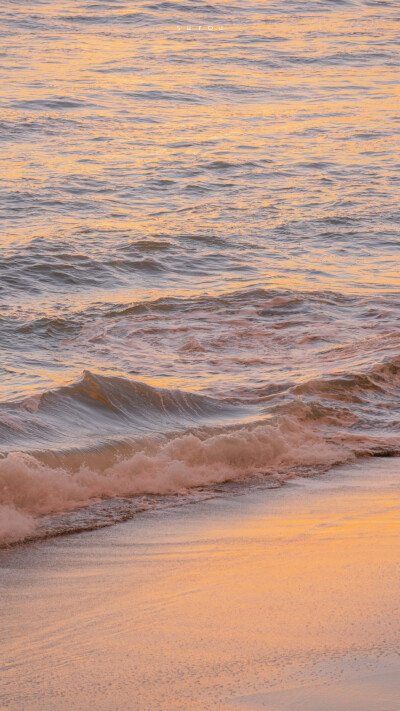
[0,371,235,449]
[1,353,400,545]
[3,402,398,546]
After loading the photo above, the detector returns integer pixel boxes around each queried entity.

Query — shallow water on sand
[1,0,400,543]
[2,458,400,710]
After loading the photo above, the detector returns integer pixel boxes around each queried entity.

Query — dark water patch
[133,239,173,251]
[123,89,203,103]
[111,257,167,273]
[59,12,153,25]
[0,253,114,290]
[144,1,221,14]
[11,97,89,111]
[16,317,79,338]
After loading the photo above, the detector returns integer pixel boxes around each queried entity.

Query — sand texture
[1,458,400,710]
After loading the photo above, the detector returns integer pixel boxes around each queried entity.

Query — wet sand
[1,457,400,710]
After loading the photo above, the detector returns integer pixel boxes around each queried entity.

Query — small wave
[124,90,202,103]
[12,97,87,110]
[133,239,173,251]
[0,371,236,449]
[0,245,168,293]
[59,12,152,26]
[144,1,220,14]
[119,257,166,272]
[290,355,400,405]
[46,370,229,421]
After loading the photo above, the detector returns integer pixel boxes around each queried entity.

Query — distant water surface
[1,0,399,543]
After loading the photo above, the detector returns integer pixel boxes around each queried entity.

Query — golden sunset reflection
[2,2,400,708]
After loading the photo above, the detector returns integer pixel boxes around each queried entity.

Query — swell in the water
[0,371,238,450]
[1,355,400,545]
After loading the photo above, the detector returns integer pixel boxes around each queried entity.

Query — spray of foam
[0,505,35,544]
[0,417,355,544]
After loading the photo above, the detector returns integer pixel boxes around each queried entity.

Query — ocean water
[1,0,399,544]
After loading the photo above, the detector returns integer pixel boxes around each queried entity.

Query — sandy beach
[2,1,400,709]
[1,457,400,710]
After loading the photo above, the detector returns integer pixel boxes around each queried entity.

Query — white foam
[0,417,351,544]
[0,505,35,545]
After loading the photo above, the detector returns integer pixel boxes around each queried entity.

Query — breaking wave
[1,353,400,545]
[0,417,352,545]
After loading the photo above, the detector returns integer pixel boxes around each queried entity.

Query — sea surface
[1,0,399,544]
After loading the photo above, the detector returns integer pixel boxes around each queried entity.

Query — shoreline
[2,457,400,710]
